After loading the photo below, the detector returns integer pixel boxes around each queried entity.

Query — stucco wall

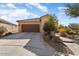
[17,15,51,32]
[0,22,18,33]
[40,15,50,32]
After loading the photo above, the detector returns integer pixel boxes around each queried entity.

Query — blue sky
[0,3,79,25]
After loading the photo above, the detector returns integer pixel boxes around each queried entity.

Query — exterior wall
[40,15,50,32]
[11,25,18,33]
[0,15,52,33]
[17,15,51,32]
[18,23,21,32]
[0,22,18,33]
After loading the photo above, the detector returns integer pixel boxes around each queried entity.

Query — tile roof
[17,14,51,22]
[17,18,40,22]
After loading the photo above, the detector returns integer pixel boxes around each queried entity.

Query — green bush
[43,21,53,32]
[65,27,71,34]
[43,15,58,33]
[43,15,58,41]
[58,28,67,37]
[59,25,72,34]
[68,23,79,33]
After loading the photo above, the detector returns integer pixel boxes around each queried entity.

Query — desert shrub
[65,27,72,34]
[59,28,67,37]
[59,28,66,33]
[68,23,79,35]
[59,25,72,34]
[0,26,7,36]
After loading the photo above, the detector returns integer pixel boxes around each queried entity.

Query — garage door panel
[22,24,40,32]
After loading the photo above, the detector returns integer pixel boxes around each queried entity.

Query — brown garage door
[22,24,40,32]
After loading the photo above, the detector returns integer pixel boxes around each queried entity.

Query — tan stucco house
[17,14,51,32]
[0,19,18,33]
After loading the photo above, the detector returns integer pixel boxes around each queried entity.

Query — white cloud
[9,9,28,17]
[0,8,39,24]
[57,12,66,18]
[25,3,48,12]
[0,4,5,8]
[57,6,68,19]
[0,3,40,24]
[0,3,16,9]
[9,9,39,18]
[25,4,32,9]
[0,10,9,15]
[58,7,68,11]
[6,3,16,9]
[1,15,9,20]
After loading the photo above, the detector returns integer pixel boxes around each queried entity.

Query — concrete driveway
[0,32,62,56]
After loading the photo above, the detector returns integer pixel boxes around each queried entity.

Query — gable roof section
[17,18,40,22]
[40,14,51,18]
[0,18,17,26]
[17,14,51,22]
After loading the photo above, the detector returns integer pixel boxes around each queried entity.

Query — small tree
[43,15,58,40]
[43,15,58,33]
[0,26,7,36]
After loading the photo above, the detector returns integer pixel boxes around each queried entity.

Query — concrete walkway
[0,33,62,56]
[0,39,30,46]
[0,39,37,56]
[0,46,36,56]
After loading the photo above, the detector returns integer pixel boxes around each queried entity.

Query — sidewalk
[0,46,36,56]
[0,39,37,56]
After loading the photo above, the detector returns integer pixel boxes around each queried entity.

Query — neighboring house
[17,14,51,32]
[0,19,18,33]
